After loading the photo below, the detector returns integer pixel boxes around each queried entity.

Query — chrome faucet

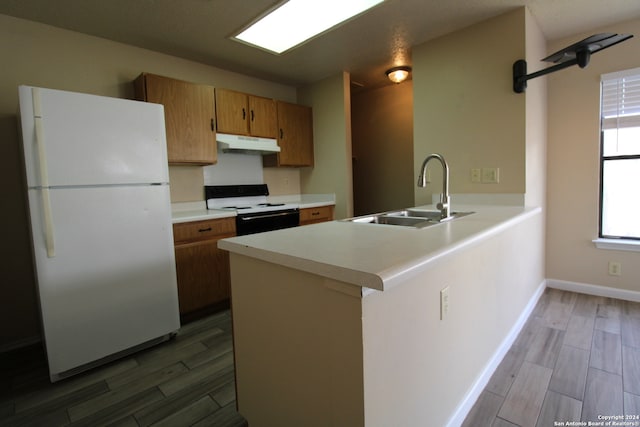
[418,153,450,220]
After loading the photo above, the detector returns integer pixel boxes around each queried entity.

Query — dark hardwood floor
[0,310,247,427]
[2,288,639,427]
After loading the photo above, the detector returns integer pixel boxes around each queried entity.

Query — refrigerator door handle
[40,188,56,257]
[33,88,56,257]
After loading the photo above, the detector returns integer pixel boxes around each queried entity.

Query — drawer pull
[312,212,320,216]
[198,227,212,232]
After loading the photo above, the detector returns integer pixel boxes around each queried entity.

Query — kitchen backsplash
[203,151,263,185]
[168,150,301,203]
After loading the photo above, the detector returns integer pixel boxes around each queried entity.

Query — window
[599,68,640,240]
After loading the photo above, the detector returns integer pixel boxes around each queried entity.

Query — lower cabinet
[299,205,334,226]
[173,217,236,320]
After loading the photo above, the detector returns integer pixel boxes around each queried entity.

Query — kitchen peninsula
[219,204,545,427]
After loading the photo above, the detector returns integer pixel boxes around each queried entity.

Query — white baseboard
[546,278,640,303]
[446,279,547,427]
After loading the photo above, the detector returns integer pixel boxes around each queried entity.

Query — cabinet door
[215,89,249,135]
[174,236,232,315]
[248,95,277,138]
[140,74,216,165]
[299,205,334,225]
[275,101,314,167]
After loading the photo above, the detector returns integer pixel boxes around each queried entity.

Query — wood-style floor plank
[485,347,526,397]
[150,395,219,427]
[621,315,640,349]
[158,351,234,397]
[625,392,640,416]
[492,418,519,427]
[191,402,248,427]
[564,314,595,350]
[461,391,504,427]
[548,345,589,400]
[0,311,246,427]
[572,293,599,318]
[595,303,621,334]
[133,368,235,427]
[622,345,640,396]
[524,326,564,369]
[535,390,582,427]
[497,361,553,427]
[590,329,622,375]
[68,362,188,422]
[465,290,639,427]
[540,301,574,330]
[582,368,623,422]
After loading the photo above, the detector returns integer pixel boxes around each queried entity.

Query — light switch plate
[482,167,499,183]
[471,168,481,183]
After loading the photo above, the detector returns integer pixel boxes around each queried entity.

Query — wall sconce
[386,66,411,83]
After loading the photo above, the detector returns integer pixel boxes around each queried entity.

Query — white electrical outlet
[440,286,450,320]
[608,261,622,276]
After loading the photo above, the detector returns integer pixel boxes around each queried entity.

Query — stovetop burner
[205,185,298,214]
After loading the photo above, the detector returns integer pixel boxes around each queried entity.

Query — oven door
[236,208,300,236]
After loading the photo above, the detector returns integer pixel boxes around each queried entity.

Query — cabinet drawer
[173,217,236,243]
[299,205,334,225]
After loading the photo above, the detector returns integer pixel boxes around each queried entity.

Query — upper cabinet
[134,73,216,165]
[264,101,314,167]
[215,88,277,138]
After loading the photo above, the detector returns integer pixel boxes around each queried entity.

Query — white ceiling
[1,0,639,92]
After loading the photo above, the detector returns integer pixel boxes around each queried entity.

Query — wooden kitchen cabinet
[172,217,235,320]
[134,73,216,165]
[264,101,314,167]
[214,88,277,138]
[299,205,334,226]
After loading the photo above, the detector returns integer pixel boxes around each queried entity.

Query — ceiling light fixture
[234,0,385,55]
[386,66,411,83]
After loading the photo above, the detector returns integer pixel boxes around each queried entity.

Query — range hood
[217,133,280,154]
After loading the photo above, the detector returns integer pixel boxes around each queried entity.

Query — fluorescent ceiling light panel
[234,0,384,54]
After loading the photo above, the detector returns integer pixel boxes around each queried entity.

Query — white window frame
[593,66,640,252]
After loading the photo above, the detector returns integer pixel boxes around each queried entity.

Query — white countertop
[218,204,541,292]
[170,194,335,224]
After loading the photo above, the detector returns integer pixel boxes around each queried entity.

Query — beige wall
[299,72,354,219]
[546,17,640,292]
[352,81,414,216]
[524,10,548,208]
[0,13,298,348]
[412,9,527,206]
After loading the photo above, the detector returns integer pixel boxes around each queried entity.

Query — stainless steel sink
[344,209,474,229]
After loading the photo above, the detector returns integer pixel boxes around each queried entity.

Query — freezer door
[27,185,180,378]
[19,85,168,187]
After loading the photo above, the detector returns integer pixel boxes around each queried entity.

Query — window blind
[601,67,640,130]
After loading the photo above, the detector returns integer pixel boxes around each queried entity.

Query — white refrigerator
[18,85,180,382]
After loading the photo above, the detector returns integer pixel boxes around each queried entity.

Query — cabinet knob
[251,110,255,122]
[242,108,246,120]
[198,227,212,232]
[279,128,284,139]
[210,118,215,131]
